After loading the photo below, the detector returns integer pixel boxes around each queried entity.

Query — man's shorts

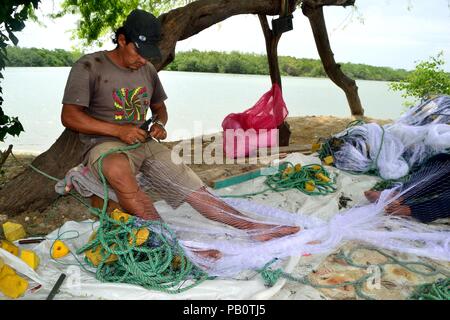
[86,140,204,209]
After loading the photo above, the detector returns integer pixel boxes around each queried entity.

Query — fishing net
[396,95,450,126]
[76,157,448,280]
[11,97,448,296]
[318,95,450,179]
[377,153,450,223]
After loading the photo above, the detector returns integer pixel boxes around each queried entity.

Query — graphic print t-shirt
[62,51,167,156]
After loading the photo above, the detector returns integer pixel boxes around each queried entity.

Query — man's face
[118,34,148,70]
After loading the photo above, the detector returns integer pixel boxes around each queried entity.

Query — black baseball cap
[123,9,162,61]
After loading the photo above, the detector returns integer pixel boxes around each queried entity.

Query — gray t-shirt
[62,51,167,156]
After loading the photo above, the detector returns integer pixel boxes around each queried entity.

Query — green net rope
[409,278,450,300]
[221,162,336,198]
[11,144,210,294]
[258,245,450,300]
[73,143,211,294]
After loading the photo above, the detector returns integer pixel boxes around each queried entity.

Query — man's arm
[61,104,147,144]
[150,101,168,125]
[149,102,168,140]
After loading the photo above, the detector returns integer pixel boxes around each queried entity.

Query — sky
[14,0,450,71]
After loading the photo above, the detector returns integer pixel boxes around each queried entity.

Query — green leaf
[0,114,9,125]
[7,120,24,137]
[389,52,450,103]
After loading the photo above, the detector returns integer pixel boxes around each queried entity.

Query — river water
[0,67,404,153]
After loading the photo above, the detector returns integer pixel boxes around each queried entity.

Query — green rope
[76,215,209,293]
[11,144,211,294]
[10,152,60,182]
[346,119,366,128]
[409,278,450,300]
[257,256,376,300]
[371,180,401,191]
[257,246,450,300]
[221,162,336,198]
[370,174,411,191]
[76,143,211,293]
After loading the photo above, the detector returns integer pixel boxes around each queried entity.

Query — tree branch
[155,0,281,69]
[303,0,355,8]
[302,3,364,116]
[0,144,13,169]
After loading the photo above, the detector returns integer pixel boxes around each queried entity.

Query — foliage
[4,47,409,81]
[389,52,450,106]
[53,0,195,47]
[0,0,41,143]
[5,46,83,67]
[167,50,409,81]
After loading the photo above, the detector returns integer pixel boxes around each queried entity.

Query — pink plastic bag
[222,84,288,158]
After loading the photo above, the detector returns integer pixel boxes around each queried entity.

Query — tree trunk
[0,144,13,169]
[258,14,282,86]
[0,129,83,214]
[258,14,292,146]
[302,3,364,116]
[0,0,356,216]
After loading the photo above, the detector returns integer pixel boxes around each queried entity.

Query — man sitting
[61,9,300,243]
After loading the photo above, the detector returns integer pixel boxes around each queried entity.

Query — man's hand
[117,124,148,144]
[149,102,168,141]
[149,123,167,141]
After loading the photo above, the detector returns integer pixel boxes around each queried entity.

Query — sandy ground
[4,115,449,300]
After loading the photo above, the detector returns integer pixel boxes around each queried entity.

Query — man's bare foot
[365,190,401,204]
[251,225,301,242]
[364,190,381,203]
[385,203,412,217]
[190,249,223,260]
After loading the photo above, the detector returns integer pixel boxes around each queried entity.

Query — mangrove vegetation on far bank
[5,47,83,67]
[6,47,410,81]
[168,50,410,81]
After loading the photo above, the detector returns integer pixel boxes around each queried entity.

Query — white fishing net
[396,95,450,126]
[131,159,450,278]
[324,95,450,179]
[332,123,409,179]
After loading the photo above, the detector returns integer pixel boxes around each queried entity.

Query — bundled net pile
[318,95,450,180]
